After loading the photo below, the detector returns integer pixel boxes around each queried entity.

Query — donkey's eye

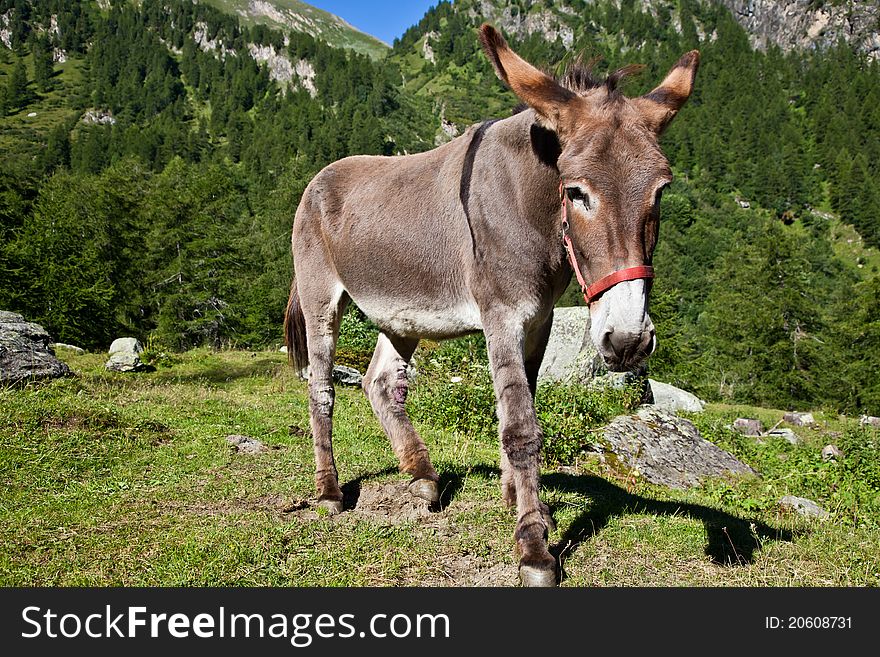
[566,186,591,210]
[655,182,670,206]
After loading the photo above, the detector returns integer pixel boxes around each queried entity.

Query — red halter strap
[559,182,655,305]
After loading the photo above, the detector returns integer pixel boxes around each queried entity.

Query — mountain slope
[200,0,390,59]
[717,0,880,60]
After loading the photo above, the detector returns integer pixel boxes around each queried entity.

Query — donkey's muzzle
[598,324,656,372]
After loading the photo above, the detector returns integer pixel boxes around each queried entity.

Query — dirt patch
[284,481,518,586]
[351,481,434,522]
[425,554,518,587]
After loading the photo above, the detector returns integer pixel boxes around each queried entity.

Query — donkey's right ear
[479,24,575,131]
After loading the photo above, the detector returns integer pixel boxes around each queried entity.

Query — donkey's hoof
[408,478,439,504]
[519,564,557,587]
[317,498,343,515]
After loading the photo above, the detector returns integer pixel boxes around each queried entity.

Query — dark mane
[511,58,645,114]
[560,58,645,98]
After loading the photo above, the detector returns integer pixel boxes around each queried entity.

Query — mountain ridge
[199,0,390,59]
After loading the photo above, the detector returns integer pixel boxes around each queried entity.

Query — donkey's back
[291,126,486,341]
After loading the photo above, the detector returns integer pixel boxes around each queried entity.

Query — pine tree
[32,35,54,92]
[5,58,29,111]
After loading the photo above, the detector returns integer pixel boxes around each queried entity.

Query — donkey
[285,24,699,586]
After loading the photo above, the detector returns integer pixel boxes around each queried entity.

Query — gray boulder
[859,415,880,428]
[536,306,599,385]
[105,337,145,372]
[821,444,843,461]
[298,364,364,386]
[0,311,71,384]
[648,379,705,413]
[332,365,363,386]
[779,495,829,520]
[783,411,815,427]
[599,407,757,489]
[733,418,764,436]
[766,427,801,445]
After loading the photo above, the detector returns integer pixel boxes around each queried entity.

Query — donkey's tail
[284,280,308,372]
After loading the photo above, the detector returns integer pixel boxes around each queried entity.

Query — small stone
[765,428,801,445]
[332,365,362,386]
[105,337,145,372]
[226,434,268,454]
[821,444,843,461]
[53,343,85,354]
[859,415,880,428]
[779,495,830,519]
[279,345,288,353]
[783,411,815,427]
[450,376,463,383]
[733,418,764,437]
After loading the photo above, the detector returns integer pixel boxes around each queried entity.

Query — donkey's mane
[559,58,645,97]
[511,59,645,115]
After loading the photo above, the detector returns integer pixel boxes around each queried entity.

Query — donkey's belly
[353,295,483,340]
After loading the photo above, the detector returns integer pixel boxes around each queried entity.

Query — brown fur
[284,24,699,586]
[283,281,308,371]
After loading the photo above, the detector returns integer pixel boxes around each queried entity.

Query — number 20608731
[765,617,852,629]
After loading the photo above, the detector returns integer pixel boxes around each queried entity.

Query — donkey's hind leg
[303,286,350,515]
[363,332,440,504]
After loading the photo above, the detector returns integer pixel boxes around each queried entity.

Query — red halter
[559,182,655,305]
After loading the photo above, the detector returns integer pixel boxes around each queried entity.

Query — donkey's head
[480,24,699,372]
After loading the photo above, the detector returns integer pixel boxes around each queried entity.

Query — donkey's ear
[634,50,700,134]
[479,24,575,131]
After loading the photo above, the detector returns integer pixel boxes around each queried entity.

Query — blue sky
[308,0,440,45]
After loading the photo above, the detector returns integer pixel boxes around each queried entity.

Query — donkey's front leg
[485,316,556,587]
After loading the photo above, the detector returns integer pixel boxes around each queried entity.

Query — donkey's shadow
[434,465,795,580]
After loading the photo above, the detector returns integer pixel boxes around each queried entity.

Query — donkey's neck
[464,109,572,312]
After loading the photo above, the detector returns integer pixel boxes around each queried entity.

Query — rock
[536,306,599,385]
[765,428,801,445]
[779,495,830,520]
[859,415,880,428]
[783,411,815,427]
[104,337,145,372]
[821,444,843,461]
[0,311,72,384]
[53,343,85,355]
[599,407,758,489]
[297,364,364,386]
[718,0,880,61]
[331,365,362,386]
[733,418,764,437]
[226,434,268,454]
[648,379,705,413]
[279,345,288,353]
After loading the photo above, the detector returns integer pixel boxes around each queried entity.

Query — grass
[0,52,87,169]
[0,348,877,586]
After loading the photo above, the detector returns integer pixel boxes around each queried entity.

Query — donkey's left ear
[634,50,700,134]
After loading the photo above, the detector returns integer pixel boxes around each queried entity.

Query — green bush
[537,383,642,464]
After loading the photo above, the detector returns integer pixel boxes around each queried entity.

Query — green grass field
[1,348,877,586]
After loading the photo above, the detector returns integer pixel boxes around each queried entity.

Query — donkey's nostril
[599,328,619,360]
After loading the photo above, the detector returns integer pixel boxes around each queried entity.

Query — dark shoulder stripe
[460,119,499,260]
